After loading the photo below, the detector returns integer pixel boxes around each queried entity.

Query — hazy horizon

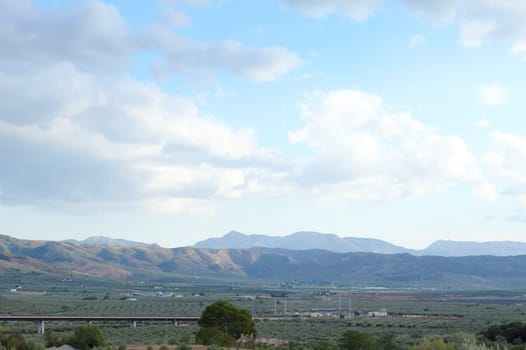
[1,1,526,249]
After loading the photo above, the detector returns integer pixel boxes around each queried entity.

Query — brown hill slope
[3,234,526,289]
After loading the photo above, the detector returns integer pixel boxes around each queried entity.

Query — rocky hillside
[2,234,526,289]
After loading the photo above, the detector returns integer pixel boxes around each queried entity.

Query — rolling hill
[2,234,526,289]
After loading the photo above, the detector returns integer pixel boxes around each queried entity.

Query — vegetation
[0,332,39,350]
[338,330,399,350]
[196,300,256,346]
[66,325,105,350]
[482,321,526,346]
[3,275,526,348]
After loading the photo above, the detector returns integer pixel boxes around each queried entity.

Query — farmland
[2,275,526,348]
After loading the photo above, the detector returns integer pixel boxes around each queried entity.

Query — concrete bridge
[0,316,200,334]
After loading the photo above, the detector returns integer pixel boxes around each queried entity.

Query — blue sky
[1,0,526,248]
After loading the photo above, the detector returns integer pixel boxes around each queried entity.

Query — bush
[0,332,39,350]
[338,330,400,350]
[44,330,62,348]
[177,344,191,350]
[339,330,375,350]
[482,321,526,345]
[411,338,455,350]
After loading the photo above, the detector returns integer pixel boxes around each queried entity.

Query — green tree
[196,301,256,346]
[44,330,62,348]
[338,330,375,350]
[0,332,38,350]
[67,325,105,350]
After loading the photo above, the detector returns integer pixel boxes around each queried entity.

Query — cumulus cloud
[282,0,382,21]
[0,62,289,211]
[0,0,134,71]
[485,131,526,206]
[480,84,508,105]
[0,0,302,212]
[289,90,479,199]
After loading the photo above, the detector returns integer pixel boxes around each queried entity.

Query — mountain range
[2,233,526,289]
[194,231,526,257]
[63,236,159,247]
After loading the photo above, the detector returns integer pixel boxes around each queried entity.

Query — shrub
[177,344,191,350]
[0,332,39,350]
[411,338,455,350]
[338,330,375,350]
[44,330,62,348]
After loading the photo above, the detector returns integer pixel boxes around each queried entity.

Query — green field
[2,275,526,348]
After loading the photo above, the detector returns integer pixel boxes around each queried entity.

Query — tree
[67,325,105,350]
[196,301,256,346]
[338,330,399,350]
[338,330,375,350]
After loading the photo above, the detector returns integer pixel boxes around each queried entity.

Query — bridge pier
[130,320,137,328]
[38,321,45,334]
[172,320,178,326]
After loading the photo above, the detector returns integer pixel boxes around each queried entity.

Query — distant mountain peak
[63,236,159,247]
[194,231,526,257]
[194,231,410,254]
[224,230,246,238]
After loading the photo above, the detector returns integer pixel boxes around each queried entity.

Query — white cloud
[0,62,288,211]
[485,131,526,206]
[0,0,134,72]
[476,119,490,128]
[400,0,458,26]
[289,90,479,199]
[402,0,526,55]
[0,0,302,213]
[282,0,382,21]
[140,26,301,82]
[285,0,526,57]
[0,0,300,82]
[480,84,508,105]
[408,34,426,48]
[472,180,498,203]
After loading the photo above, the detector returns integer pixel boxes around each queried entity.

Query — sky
[1,0,526,249]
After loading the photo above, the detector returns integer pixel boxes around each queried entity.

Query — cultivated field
[2,275,526,348]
